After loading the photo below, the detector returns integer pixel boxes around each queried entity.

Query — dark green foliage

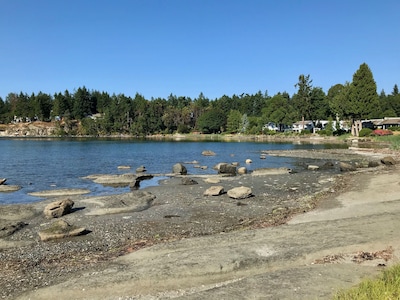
[196,109,226,133]
[293,74,313,120]
[348,63,381,119]
[226,110,242,133]
[1,63,398,137]
[359,128,373,137]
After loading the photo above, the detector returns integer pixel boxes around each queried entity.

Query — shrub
[388,126,400,131]
[177,124,191,134]
[359,128,373,137]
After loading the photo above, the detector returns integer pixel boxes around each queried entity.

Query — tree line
[0,63,399,136]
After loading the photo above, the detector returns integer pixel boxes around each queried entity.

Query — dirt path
[14,165,400,300]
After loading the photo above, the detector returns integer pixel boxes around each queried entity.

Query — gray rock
[0,185,21,192]
[368,160,380,168]
[83,191,156,216]
[136,165,147,173]
[308,165,319,171]
[321,162,335,169]
[181,177,198,185]
[202,150,216,156]
[339,162,356,172]
[0,221,27,238]
[204,186,225,196]
[381,156,396,165]
[252,168,292,176]
[238,167,247,174]
[218,163,237,176]
[227,186,253,199]
[38,220,87,241]
[213,162,226,171]
[204,178,221,184]
[43,199,74,219]
[172,163,187,175]
[130,174,154,190]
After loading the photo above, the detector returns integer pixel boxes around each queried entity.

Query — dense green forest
[0,63,399,136]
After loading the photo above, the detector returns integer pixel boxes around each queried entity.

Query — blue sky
[1,0,399,100]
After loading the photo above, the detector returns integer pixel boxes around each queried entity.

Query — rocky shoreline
[0,148,398,299]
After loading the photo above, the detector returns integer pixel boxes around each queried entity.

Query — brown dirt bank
[0,148,398,299]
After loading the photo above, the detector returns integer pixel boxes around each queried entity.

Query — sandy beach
[1,147,400,299]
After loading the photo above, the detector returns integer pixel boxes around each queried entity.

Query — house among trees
[375,117,400,130]
[292,120,314,133]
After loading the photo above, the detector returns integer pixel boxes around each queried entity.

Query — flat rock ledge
[28,189,91,197]
[82,191,156,216]
[83,173,137,187]
[0,185,21,192]
[251,167,292,176]
[38,220,87,241]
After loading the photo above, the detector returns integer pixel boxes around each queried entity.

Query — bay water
[0,138,345,204]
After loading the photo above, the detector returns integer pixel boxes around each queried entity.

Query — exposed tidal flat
[1,136,399,299]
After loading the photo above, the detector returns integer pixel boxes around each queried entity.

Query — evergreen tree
[392,84,399,96]
[348,63,381,119]
[293,74,313,121]
[226,110,242,133]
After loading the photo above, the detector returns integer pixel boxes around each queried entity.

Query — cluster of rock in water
[1,149,397,243]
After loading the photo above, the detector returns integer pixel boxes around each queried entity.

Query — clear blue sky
[1,0,399,101]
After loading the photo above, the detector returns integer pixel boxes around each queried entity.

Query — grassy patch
[333,264,400,299]
[373,135,400,150]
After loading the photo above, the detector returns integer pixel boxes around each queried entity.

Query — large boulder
[43,199,74,219]
[227,186,253,199]
[38,220,87,241]
[218,163,237,176]
[172,163,187,175]
[381,156,396,165]
[237,167,247,174]
[204,186,225,196]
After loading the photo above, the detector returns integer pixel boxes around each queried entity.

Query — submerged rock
[202,150,216,156]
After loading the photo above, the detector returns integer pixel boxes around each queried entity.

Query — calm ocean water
[0,138,346,204]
